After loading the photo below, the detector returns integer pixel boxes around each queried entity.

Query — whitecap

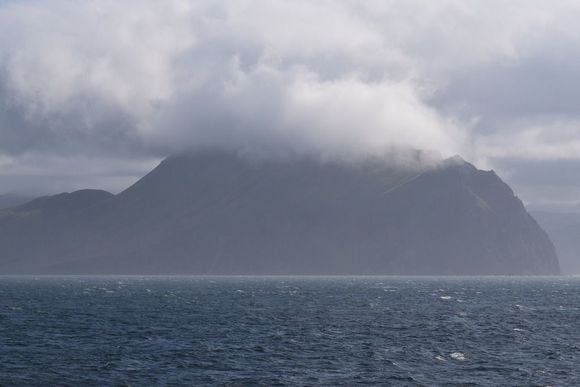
[450,352,466,361]
[440,296,452,300]
[435,355,446,362]
[514,304,534,311]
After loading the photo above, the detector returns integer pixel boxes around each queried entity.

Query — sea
[0,276,578,386]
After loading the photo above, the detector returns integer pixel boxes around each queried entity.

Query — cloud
[475,120,580,160]
[1,0,580,198]
[0,151,158,194]
[0,0,467,162]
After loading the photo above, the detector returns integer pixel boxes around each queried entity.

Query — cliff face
[380,158,560,275]
[0,151,560,275]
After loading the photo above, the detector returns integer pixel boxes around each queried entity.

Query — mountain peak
[446,154,466,164]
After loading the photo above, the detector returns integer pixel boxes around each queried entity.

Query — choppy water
[0,276,578,386]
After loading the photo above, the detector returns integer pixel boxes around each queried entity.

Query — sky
[0,0,579,212]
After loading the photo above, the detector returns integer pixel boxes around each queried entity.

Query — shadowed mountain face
[0,151,560,275]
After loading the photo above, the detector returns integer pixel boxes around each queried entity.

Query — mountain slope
[0,190,114,271]
[0,151,560,275]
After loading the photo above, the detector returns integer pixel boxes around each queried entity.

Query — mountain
[0,190,114,272]
[532,211,580,274]
[0,194,34,210]
[0,150,560,275]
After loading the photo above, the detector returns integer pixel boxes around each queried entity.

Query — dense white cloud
[0,0,467,161]
[1,0,580,204]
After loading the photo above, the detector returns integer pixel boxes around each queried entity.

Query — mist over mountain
[0,150,559,275]
[2,1,580,211]
[532,211,580,274]
[0,194,33,210]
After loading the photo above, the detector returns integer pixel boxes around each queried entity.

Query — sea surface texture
[0,276,578,386]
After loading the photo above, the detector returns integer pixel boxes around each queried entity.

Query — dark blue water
[0,276,578,386]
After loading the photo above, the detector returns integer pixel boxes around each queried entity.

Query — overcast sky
[0,0,579,212]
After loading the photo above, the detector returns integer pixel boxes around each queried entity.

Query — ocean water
[0,276,578,386]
